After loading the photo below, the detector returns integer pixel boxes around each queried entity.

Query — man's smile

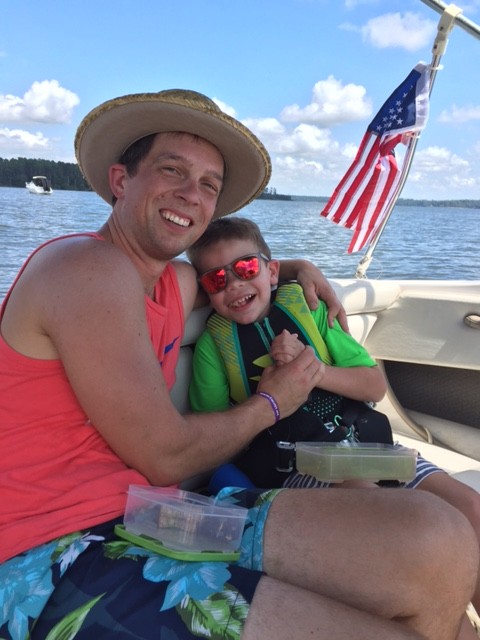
[162,210,191,227]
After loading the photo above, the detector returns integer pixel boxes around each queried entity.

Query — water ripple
[1,187,478,300]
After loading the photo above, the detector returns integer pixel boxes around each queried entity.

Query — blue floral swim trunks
[0,487,281,640]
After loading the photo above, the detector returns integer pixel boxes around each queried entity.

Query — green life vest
[205,283,393,488]
[206,282,333,405]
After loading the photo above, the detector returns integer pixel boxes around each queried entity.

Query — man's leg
[416,472,480,616]
[415,472,480,639]
[261,488,478,640]
[244,576,427,640]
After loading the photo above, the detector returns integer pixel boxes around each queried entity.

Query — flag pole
[354,2,463,279]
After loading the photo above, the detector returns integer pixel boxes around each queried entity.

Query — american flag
[320,63,430,253]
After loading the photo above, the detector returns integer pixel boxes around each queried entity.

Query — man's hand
[257,346,325,419]
[278,259,349,333]
[295,261,349,332]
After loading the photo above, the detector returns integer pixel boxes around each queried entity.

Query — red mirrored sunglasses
[198,253,270,294]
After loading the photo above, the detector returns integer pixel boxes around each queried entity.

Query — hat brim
[75,91,271,218]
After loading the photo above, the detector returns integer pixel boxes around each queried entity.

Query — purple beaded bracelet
[256,391,281,423]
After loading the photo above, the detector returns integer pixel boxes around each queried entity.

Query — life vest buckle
[275,441,296,473]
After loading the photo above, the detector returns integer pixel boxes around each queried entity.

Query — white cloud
[213,97,237,118]
[360,12,436,51]
[241,117,287,152]
[269,141,479,198]
[286,124,339,154]
[438,104,480,123]
[414,145,469,172]
[272,155,326,194]
[280,76,372,126]
[242,116,342,159]
[0,80,79,124]
[407,145,477,195]
[242,116,286,137]
[240,108,355,195]
[0,127,50,151]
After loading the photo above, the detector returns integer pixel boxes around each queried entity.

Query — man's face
[111,132,225,261]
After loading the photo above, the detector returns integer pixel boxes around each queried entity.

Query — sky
[1,0,480,201]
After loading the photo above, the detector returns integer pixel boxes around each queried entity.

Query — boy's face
[196,239,280,324]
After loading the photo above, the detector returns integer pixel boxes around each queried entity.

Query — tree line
[0,157,90,192]
[1,157,479,208]
[262,189,479,208]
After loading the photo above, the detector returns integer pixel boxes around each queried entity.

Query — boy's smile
[197,239,280,324]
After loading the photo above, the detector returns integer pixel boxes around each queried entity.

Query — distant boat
[25,176,53,195]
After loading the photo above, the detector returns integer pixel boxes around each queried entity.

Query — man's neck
[97,221,167,300]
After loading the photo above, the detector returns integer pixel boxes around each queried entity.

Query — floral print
[0,488,277,640]
[0,532,103,640]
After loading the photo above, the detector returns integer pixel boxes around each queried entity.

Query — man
[0,89,477,640]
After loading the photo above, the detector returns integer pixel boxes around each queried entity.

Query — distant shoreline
[258,192,480,209]
[0,182,478,209]
[2,157,479,208]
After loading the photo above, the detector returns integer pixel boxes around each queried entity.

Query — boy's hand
[271,329,304,365]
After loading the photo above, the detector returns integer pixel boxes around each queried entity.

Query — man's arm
[14,241,322,486]
[171,259,205,315]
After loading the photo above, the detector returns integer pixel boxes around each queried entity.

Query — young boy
[188,217,428,487]
[187,216,480,630]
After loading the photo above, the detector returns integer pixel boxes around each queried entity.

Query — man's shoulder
[30,235,144,306]
[171,258,195,274]
[170,260,199,316]
[47,235,135,276]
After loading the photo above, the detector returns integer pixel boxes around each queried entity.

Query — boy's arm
[316,362,387,403]
[314,306,387,402]
[278,259,349,332]
[189,332,231,412]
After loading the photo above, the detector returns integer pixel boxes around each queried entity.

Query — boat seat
[394,433,480,493]
[172,307,212,489]
[376,392,480,493]
[452,471,480,493]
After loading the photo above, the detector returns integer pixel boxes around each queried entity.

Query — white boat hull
[25,177,53,195]
[26,183,53,195]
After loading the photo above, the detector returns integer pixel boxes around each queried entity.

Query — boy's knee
[413,490,475,543]
[416,490,478,583]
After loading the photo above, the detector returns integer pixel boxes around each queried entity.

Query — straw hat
[74,89,271,218]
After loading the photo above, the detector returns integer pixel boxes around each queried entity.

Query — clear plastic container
[296,442,417,483]
[124,485,248,553]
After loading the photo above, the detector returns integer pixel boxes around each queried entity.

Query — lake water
[1,186,478,300]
